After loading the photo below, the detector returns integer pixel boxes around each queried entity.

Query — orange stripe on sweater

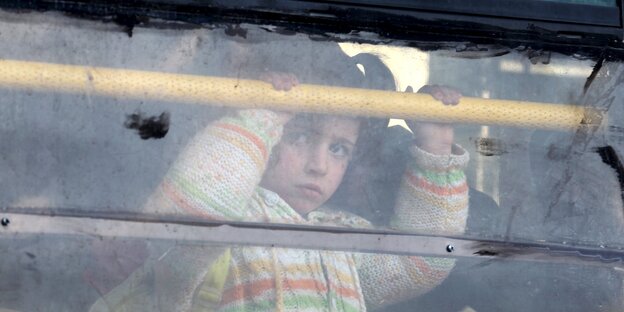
[214,123,268,161]
[406,256,434,277]
[285,278,361,299]
[403,185,468,212]
[244,259,355,284]
[406,172,468,196]
[221,278,275,305]
[211,127,264,169]
[221,278,360,305]
[333,285,360,299]
[406,256,448,280]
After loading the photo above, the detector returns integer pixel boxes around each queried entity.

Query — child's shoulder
[307,206,373,229]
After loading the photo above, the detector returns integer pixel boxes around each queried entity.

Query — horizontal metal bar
[0,59,602,130]
[0,209,622,269]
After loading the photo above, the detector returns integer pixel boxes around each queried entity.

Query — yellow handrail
[0,59,601,130]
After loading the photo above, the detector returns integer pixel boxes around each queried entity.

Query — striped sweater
[142,109,469,311]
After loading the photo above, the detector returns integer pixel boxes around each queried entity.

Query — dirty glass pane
[422,50,624,249]
[0,231,621,312]
[0,11,623,247]
[1,8,624,311]
[0,10,472,241]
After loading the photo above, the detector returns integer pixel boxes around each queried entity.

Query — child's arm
[143,110,285,220]
[143,73,297,220]
[87,74,299,311]
[394,85,468,234]
[408,85,459,156]
[87,109,289,311]
[357,85,469,309]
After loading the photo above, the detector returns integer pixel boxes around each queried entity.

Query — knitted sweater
[141,109,469,311]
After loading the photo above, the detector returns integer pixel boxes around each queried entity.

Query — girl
[91,73,469,311]
[142,72,469,311]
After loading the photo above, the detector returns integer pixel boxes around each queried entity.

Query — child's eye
[329,143,351,158]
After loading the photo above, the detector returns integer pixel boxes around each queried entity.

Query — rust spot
[475,138,507,156]
[474,249,498,256]
[595,146,624,208]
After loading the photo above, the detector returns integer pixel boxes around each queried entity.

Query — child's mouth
[297,184,323,198]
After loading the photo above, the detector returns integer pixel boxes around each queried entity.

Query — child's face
[261,115,360,216]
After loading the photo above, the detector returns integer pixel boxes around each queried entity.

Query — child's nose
[304,144,328,176]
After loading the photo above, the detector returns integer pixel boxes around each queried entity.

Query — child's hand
[260,71,299,91]
[260,71,299,123]
[406,85,460,155]
[416,84,461,106]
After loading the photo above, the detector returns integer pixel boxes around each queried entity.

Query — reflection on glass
[136,75,468,309]
[2,235,621,312]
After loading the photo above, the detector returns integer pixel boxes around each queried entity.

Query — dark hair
[255,43,400,223]
[316,52,403,225]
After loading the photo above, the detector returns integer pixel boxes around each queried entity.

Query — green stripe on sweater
[167,172,242,220]
[410,165,465,186]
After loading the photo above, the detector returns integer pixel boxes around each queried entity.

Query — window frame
[2,0,623,56]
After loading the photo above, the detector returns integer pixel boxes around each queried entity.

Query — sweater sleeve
[357,143,469,309]
[89,110,286,311]
[143,109,285,220]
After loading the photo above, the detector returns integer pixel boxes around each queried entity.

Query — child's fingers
[433,89,459,106]
[260,71,299,91]
[274,73,289,90]
[442,88,461,106]
[288,73,300,87]
[280,73,299,90]
[429,85,458,106]
[418,85,461,106]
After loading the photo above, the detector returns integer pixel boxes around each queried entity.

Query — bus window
[0,5,622,312]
